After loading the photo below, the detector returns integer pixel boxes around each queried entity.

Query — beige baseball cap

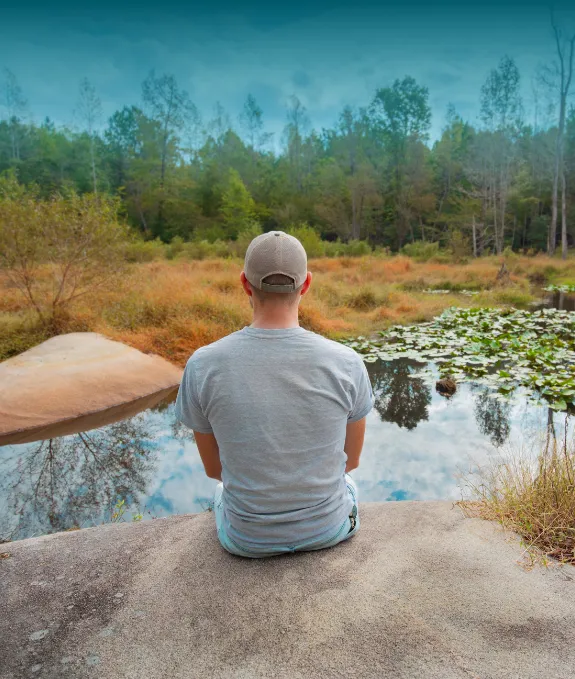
[244,231,308,292]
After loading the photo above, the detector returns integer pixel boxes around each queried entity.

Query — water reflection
[548,292,575,312]
[0,360,571,541]
[471,385,511,448]
[368,359,431,430]
[0,416,160,540]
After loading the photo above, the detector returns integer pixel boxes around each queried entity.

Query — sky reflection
[0,360,571,541]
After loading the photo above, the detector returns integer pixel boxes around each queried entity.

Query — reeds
[459,422,575,565]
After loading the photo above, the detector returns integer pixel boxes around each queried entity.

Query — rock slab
[0,333,183,446]
[1,501,574,679]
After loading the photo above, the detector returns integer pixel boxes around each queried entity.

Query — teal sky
[1,1,574,146]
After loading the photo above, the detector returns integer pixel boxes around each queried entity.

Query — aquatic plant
[544,284,575,293]
[344,307,575,411]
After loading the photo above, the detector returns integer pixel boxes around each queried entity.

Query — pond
[1,358,571,542]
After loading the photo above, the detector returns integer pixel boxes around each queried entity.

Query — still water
[0,359,571,541]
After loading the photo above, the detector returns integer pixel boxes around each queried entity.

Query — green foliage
[220,169,257,239]
[166,236,185,260]
[0,68,570,254]
[449,230,472,262]
[401,241,443,262]
[229,221,263,258]
[178,240,231,260]
[286,223,325,257]
[544,283,575,293]
[502,245,519,260]
[124,238,166,262]
[344,240,372,256]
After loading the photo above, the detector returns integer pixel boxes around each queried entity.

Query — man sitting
[176,231,374,558]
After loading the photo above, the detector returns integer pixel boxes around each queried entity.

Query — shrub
[323,239,372,257]
[502,245,519,261]
[228,221,263,258]
[323,240,348,257]
[346,286,380,310]
[373,246,392,258]
[0,176,129,325]
[345,240,372,257]
[449,230,472,263]
[125,238,166,263]
[166,236,185,260]
[401,241,443,262]
[287,223,325,258]
[178,240,231,260]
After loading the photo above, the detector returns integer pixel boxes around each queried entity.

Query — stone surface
[1,501,574,679]
[0,333,183,446]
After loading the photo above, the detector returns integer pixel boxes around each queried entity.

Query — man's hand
[194,431,222,481]
[344,417,366,473]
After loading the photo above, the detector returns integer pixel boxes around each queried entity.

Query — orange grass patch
[2,254,575,366]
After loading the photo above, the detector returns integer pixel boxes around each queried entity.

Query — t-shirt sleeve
[175,356,213,434]
[348,354,375,422]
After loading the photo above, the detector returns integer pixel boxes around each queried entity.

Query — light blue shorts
[213,474,360,558]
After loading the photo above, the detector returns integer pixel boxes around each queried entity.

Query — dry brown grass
[458,430,575,566]
[2,254,575,365]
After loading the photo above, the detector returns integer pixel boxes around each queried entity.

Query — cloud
[0,3,563,144]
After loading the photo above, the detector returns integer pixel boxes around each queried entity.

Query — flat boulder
[1,502,574,678]
[0,333,183,446]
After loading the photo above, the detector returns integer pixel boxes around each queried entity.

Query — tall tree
[328,106,379,240]
[2,69,27,162]
[104,105,143,189]
[548,11,575,258]
[239,94,272,151]
[220,168,257,238]
[283,95,310,192]
[479,55,523,253]
[142,71,197,231]
[369,76,431,247]
[76,78,102,194]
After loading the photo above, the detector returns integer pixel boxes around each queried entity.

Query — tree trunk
[550,137,561,256]
[351,191,359,240]
[561,168,568,259]
[472,215,477,257]
[90,136,97,195]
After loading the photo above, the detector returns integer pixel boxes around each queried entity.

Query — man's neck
[250,308,300,329]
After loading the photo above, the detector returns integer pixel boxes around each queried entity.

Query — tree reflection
[152,396,195,441]
[367,359,431,430]
[471,386,511,448]
[0,415,159,541]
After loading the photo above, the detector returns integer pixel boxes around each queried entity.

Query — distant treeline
[1,51,574,256]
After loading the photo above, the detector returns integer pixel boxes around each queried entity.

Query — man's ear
[240,271,253,297]
[301,271,312,296]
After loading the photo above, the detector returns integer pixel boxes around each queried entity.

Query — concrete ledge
[1,502,574,679]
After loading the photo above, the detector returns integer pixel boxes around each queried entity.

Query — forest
[1,49,574,257]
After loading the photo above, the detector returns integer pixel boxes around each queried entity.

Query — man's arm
[194,431,222,481]
[344,417,366,473]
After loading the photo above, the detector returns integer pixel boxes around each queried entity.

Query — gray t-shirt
[175,326,374,549]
